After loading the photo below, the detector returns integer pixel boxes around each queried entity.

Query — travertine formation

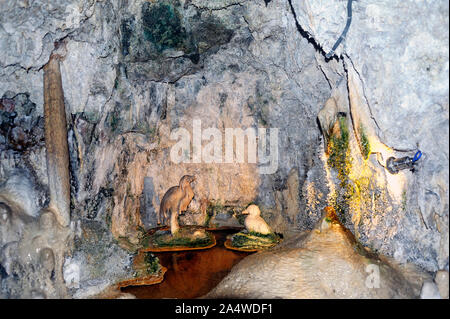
[242,205,272,235]
[205,209,430,299]
[0,0,448,298]
[159,175,196,234]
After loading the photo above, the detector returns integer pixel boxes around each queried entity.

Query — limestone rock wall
[0,0,448,297]
[290,0,449,272]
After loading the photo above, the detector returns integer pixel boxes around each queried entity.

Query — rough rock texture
[66,220,135,299]
[420,281,441,299]
[434,270,449,299]
[0,187,72,298]
[205,211,430,299]
[289,0,449,272]
[0,0,448,298]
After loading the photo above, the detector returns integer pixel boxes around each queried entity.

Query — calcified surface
[0,0,448,298]
[205,213,430,299]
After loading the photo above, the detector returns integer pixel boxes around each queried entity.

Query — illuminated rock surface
[0,0,448,298]
[205,212,430,298]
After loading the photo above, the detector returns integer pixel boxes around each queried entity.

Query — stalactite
[43,55,71,228]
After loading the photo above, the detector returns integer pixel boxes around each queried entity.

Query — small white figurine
[241,205,272,235]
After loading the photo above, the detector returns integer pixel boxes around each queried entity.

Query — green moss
[207,200,228,216]
[141,229,214,249]
[328,116,350,177]
[248,231,279,240]
[204,211,212,227]
[358,124,371,160]
[231,231,280,249]
[401,191,407,211]
[209,200,225,213]
[132,252,162,278]
[139,233,152,248]
[107,110,121,132]
[143,253,161,274]
[141,1,187,53]
[153,232,214,248]
[326,118,385,229]
[136,225,147,242]
[327,115,353,219]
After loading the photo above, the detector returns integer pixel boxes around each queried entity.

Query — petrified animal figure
[242,204,272,235]
[179,177,195,213]
[159,175,196,235]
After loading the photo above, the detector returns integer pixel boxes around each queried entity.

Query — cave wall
[290,0,449,272]
[0,0,448,297]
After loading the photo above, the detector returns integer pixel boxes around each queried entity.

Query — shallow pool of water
[121,228,252,299]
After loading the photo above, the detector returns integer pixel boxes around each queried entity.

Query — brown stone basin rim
[116,266,167,289]
[139,236,216,253]
[139,225,244,252]
[223,239,261,252]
